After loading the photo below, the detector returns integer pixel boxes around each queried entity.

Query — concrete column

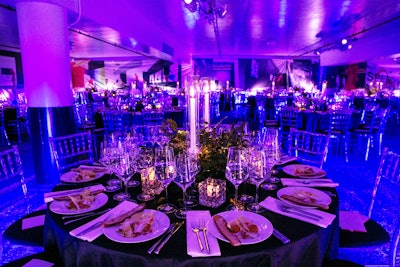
[16,0,76,184]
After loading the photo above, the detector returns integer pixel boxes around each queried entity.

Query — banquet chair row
[5,104,30,144]
[279,106,299,151]
[1,146,46,265]
[0,106,10,147]
[339,147,400,267]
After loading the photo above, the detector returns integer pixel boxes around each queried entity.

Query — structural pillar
[16,0,76,184]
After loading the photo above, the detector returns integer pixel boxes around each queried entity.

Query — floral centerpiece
[161,118,248,182]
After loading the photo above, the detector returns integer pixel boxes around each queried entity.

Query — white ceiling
[1,0,400,68]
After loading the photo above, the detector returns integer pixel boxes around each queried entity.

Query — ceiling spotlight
[184,0,193,4]
[341,38,348,45]
[347,44,352,50]
[314,50,321,55]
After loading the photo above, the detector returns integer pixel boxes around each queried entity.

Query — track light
[184,0,193,3]
[341,38,348,45]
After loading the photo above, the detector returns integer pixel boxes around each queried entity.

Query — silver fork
[191,220,204,251]
[199,220,210,253]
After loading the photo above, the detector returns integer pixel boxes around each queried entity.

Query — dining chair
[143,110,164,125]
[101,110,125,135]
[351,107,390,161]
[74,103,95,132]
[0,106,10,147]
[279,106,299,151]
[5,104,30,143]
[49,131,94,175]
[287,128,330,168]
[0,146,46,264]
[321,109,353,163]
[339,148,400,267]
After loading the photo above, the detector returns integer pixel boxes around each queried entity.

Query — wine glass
[261,147,279,191]
[225,147,248,211]
[113,153,136,201]
[99,142,121,192]
[154,146,177,213]
[247,149,268,213]
[174,152,199,218]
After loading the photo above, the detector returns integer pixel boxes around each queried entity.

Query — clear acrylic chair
[279,106,299,151]
[101,110,126,135]
[6,104,30,143]
[352,107,390,161]
[0,106,10,147]
[143,110,164,125]
[288,128,330,168]
[49,131,94,175]
[0,146,45,264]
[322,109,353,163]
[339,148,400,267]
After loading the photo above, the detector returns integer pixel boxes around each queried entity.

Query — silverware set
[147,221,184,254]
[62,208,111,225]
[277,202,323,221]
[191,220,210,253]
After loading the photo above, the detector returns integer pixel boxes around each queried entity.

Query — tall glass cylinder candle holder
[185,75,200,154]
[201,77,211,126]
[198,178,226,208]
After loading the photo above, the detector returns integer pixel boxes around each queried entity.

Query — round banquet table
[44,162,339,267]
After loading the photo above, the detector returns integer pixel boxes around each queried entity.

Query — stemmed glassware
[99,142,121,192]
[225,147,248,211]
[154,146,177,213]
[174,152,199,219]
[247,149,268,213]
[113,152,136,201]
[261,128,280,190]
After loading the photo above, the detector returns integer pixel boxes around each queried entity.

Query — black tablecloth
[44,163,339,267]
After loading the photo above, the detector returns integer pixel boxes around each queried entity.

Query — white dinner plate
[209,210,273,245]
[49,193,108,215]
[103,209,170,243]
[60,170,106,183]
[282,164,326,178]
[277,186,331,209]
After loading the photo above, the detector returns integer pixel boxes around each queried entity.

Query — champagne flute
[247,149,268,213]
[113,153,135,201]
[154,146,177,213]
[225,147,248,211]
[175,152,199,218]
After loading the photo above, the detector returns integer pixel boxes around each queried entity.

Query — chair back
[49,132,94,174]
[0,145,30,212]
[0,106,10,146]
[279,106,298,129]
[143,110,164,125]
[369,148,400,217]
[328,109,353,135]
[288,128,330,168]
[101,110,125,134]
[74,104,94,130]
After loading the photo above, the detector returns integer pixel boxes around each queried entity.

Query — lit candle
[203,80,210,125]
[207,182,220,197]
[226,80,229,89]
[189,85,197,153]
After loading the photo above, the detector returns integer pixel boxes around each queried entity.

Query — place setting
[60,165,108,183]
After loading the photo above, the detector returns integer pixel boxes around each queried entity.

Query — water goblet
[99,143,121,192]
[176,152,200,207]
[175,152,199,217]
[113,153,135,201]
[225,147,248,211]
[247,149,268,213]
[154,146,177,213]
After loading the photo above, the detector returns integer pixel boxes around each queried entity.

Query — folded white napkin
[44,184,105,203]
[275,155,297,165]
[23,259,54,267]
[339,211,368,232]
[260,197,336,228]
[22,214,45,230]
[70,200,137,242]
[78,165,107,172]
[281,178,339,188]
[186,210,221,257]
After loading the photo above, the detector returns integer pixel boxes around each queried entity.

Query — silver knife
[272,228,290,244]
[283,205,324,219]
[147,223,176,254]
[154,221,184,254]
[76,213,112,237]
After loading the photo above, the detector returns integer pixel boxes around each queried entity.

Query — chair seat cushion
[339,218,390,247]
[3,209,45,247]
